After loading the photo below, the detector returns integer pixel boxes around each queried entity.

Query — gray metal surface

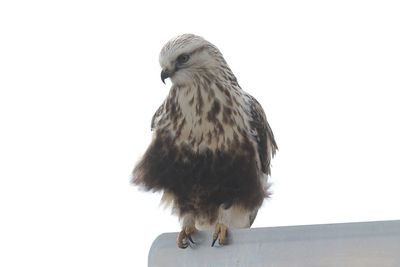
[148,220,400,267]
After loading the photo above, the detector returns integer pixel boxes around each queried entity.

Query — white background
[1,0,399,266]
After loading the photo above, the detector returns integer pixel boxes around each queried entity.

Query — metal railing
[149,220,400,267]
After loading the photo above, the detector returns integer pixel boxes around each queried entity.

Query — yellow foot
[212,223,228,247]
[176,225,197,249]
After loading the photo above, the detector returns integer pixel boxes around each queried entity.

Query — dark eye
[177,54,190,64]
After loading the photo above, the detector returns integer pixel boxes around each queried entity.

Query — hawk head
[159,34,224,86]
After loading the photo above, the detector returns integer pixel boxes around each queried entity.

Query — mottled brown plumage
[132,34,277,247]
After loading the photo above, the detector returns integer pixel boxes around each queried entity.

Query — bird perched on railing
[132,34,277,248]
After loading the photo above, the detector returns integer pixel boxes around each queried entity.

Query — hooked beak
[161,70,171,84]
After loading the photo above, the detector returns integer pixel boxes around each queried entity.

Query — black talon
[180,242,189,249]
[187,235,195,244]
[211,237,217,247]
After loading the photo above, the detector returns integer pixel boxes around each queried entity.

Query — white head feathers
[159,34,225,86]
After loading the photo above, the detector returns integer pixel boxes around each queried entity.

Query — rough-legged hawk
[132,34,277,248]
